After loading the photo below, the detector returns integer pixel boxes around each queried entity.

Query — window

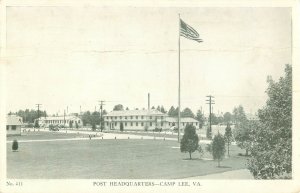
[161,122,163,126]
[136,122,138,126]
[196,122,198,125]
[141,116,144,119]
[78,120,80,123]
[120,116,122,119]
[125,123,127,126]
[125,116,127,119]
[169,123,171,126]
[141,122,144,126]
[131,122,133,126]
[183,123,185,126]
[115,122,117,126]
[150,116,152,119]
[131,116,133,119]
[136,116,138,119]
[107,122,109,126]
[6,125,9,130]
[115,117,117,120]
[150,122,152,126]
[12,125,17,130]
[161,116,163,119]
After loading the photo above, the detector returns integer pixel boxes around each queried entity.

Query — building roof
[7,115,23,126]
[165,117,198,123]
[38,116,81,120]
[104,109,166,117]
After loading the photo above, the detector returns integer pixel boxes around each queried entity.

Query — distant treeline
[9,109,47,123]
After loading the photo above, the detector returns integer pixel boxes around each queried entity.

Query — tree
[224,123,233,157]
[81,111,91,126]
[125,107,129,110]
[216,115,224,124]
[113,104,124,111]
[195,110,205,129]
[223,112,232,124]
[102,110,108,115]
[160,106,167,114]
[209,113,219,125]
[180,124,199,160]
[151,106,155,110]
[75,121,79,129]
[181,107,195,118]
[232,105,247,125]
[234,120,253,156]
[69,120,73,128]
[156,106,161,112]
[248,64,292,179]
[232,105,251,156]
[92,123,96,131]
[211,133,226,167]
[16,109,47,123]
[168,106,176,117]
[91,111,100,126]
[34,120,39,128]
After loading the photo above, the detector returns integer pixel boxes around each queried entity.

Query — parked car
[170,126,178,132]
[50,127,59,131]
[49,124,59,131]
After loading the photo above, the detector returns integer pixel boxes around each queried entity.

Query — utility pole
[99,100,105,132]
[206,96,215,139]
[64,110,66,127]
[36,104,42,127]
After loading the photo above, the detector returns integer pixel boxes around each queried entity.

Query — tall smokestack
[148,93,150,110]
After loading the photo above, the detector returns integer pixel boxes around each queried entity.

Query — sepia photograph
[0,1,299,193]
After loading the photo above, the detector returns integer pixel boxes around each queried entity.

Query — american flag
[180,19,203,43]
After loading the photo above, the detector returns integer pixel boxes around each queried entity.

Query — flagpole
[178,13,181,143]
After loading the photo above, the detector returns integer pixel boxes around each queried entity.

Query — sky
[4,6,292,116]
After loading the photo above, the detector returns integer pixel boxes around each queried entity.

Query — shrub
[154,128,162,132]
[92,123,96,131]
[144,125,149,131]
[12,140,18,151]
[120,123,124,132]
[34,121,39,128]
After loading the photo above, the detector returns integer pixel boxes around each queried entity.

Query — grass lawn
[7,131,89,141]
[7,137,248,179]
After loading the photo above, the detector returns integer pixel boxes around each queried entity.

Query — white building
[165,117,199,129]
[37,116,83,128]
[104,109,199,131]
[6,115,23,136]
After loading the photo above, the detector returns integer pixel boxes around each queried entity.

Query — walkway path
[184,169,254,179]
